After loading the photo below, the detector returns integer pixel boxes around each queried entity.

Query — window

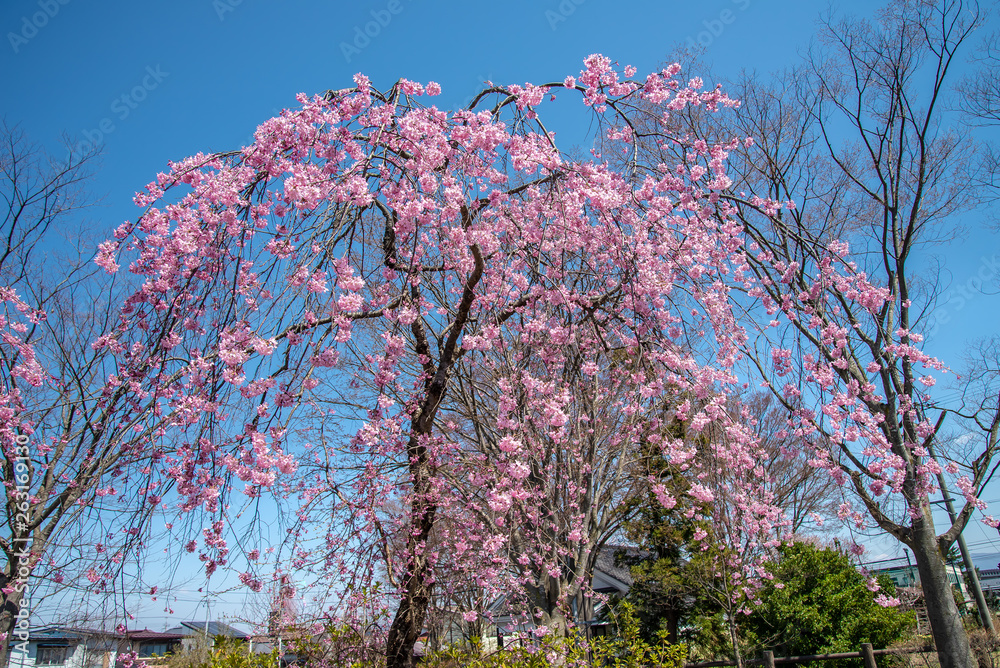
[81,648,105,668]
[140,643,171,658]
[36,645,70,666]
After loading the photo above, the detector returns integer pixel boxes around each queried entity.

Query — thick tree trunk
[665,609,679,644]
[383,225,484,668]
[385,572,431,668]
[2,528,44,668]
[0,576,27,668]
[541,608,570,637]
[384,452,437,668]
[525,574,573,638]
[910,514,974,668]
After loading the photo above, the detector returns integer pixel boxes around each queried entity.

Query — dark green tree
[613,416,707,645]
[614,471,705,644]
[741,542,914,656]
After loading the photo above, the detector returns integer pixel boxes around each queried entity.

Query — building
[7,627,121,668]
[864,555,970,600]
[124,630,185,663]
[977,567,1000,593]
[162,621,249,651]
[7,622,245,668]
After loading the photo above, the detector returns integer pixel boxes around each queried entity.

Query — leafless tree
[732,3,994,665]
[0,123,181,664]
[628,2,999,666]
[741,392,844,535]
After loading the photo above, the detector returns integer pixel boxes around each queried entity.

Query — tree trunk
[541,607,570,638]
[727,614,744,668]
[525,575,572,638]
[384,452,437,668]
[910,513,975,668]
[383,228,483,667]
[0,575,27,668]
[665,608,679,645]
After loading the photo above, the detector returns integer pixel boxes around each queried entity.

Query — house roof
[29,627,123,641]
[593,546,636,589]
[165,621,248,639]
[126,629,185,641]
[489,545,639,621]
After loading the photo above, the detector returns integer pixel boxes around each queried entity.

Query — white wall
[7,639,117,668]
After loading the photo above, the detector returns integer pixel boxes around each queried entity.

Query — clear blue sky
[4,0,1000,629]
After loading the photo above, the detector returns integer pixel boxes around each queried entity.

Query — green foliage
[740,542,914,656]
[421,603,686,668]
[206,637,278,668]
[615,418,711,643]
[421,633,586,668]
[164,637,277,668]
[683,610,733,661]
[592,601,688,668]
[285,621,386,668]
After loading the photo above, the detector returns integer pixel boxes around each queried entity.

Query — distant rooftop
[27,627,120,641]
[164,621,248,639]
[126,629,186,641]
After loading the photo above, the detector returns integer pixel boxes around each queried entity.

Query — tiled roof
[593,545,637,587]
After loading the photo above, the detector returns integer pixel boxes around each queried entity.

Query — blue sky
[4,0,1000,630]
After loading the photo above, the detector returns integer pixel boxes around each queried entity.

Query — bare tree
[743,392,843,535]
[957,30,1000,126]
[630,2,998,665]
[724,3,993,665]
[0,123,177,664]
[958,29,1000,209]
[0,122,99,284]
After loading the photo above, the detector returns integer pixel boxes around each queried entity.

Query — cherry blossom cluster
[0,56,788,644]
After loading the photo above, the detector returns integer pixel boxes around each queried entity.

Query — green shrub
[591,602,687,668]
[164,636,277,668]
[740,543,915,658]
[206,637,278,668]
[422,602,686,668]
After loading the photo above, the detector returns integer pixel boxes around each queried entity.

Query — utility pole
[928,440,996,636]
